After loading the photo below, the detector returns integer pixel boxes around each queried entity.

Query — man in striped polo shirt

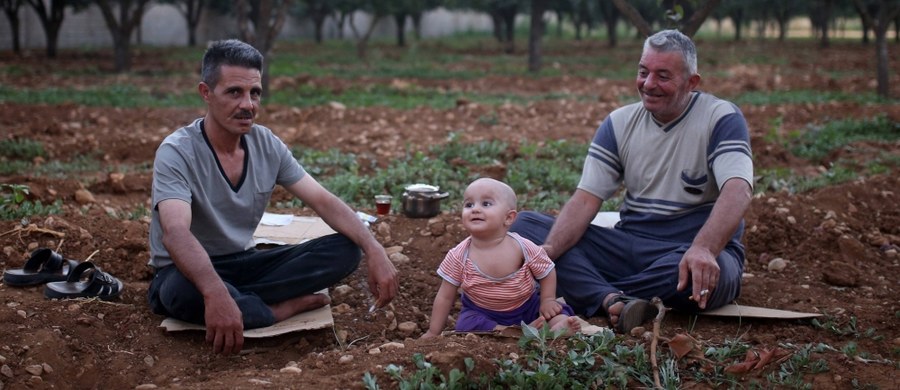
[511,29,753,334]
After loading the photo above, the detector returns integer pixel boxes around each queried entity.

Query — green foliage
[364,353,480,390]
[107,204,150,221]
[790,116,900,160]
[293,147,364,177]
[0,184,62,221]
[754,163,861,194]
[811,315,881,340]
[283,138,589,212]
[734,90,890,106]
[0,138,46,160]
[361,324,880,389]
[506,139,586,211]
[765,343,829,389]
[0,85,199,108]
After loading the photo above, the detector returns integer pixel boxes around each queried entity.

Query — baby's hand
[420,330,440,339]
[539,299,562,320]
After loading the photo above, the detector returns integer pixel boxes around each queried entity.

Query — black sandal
[44,261,124,301]
[605,294,658,334]
[3,248,79,286]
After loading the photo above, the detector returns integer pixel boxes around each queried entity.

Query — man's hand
[204,294,245,355]
[367,251,399,309]
[677,245,720,310]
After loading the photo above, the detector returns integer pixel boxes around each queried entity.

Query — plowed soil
[0,39,898,389]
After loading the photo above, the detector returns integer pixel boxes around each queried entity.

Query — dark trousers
[510,211,743,317]
[148,233,361,329]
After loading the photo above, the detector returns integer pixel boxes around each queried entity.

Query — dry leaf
[667,333,697,359]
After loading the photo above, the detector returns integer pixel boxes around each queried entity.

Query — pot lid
[405,183,439,192]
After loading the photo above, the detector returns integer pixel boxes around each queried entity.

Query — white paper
[260,212,294,226]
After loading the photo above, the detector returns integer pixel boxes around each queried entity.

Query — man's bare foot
[269,293,330,322]
[603,293,624,329]
[601,293,657,333]
[549,315,582,336]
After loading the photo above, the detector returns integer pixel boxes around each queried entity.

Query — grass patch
[790,115,899,160]
[0,85,199,108]
[734,90,890,106]
[271,83,595,109]
[282,138,589,212]
[0,138,46,160]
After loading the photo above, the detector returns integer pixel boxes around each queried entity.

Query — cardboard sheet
[160,300,334,337]
[161,214,337,337]
[252,214,336,246]
[700,303,822,318]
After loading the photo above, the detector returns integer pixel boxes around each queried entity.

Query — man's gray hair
[644,29,698,76]
[200,39,263,88]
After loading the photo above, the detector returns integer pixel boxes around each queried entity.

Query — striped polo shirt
[437,232,554,312]
[579,91,753,243]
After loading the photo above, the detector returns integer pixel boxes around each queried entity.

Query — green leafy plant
[791,115,899,160]
[0,138,46,160]
[363,353,479,390]
[765,343,829,389]
[0,184,62,220]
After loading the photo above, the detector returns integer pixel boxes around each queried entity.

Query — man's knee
[510,211,553,243]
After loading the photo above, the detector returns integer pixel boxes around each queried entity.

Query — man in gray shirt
[511,30,753,334]
[148,39,399,355]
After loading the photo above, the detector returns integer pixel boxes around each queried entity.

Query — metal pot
[401,184,449,218]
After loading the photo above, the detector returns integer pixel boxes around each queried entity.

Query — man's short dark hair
[200,39,263,88]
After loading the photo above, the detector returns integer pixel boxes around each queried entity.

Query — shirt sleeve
[577,117,624,201]
[436,238,469,286]
[708,108,754,190]
[517,234,554,280]
[151,142,192,209]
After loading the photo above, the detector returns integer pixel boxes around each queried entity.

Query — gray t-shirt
[148,118,306,268]
[578,91,753,244]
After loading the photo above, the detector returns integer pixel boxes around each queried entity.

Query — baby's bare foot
[528,316,548,329]
[550,316,582,336]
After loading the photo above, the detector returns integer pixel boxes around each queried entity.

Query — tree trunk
[113,34,131,71]
[184,0,204,47]
[2,2,22,54]
[25,0,65,58]
[313,13,325,43]
[599,0,619,47]
[95,0,149,72]
[680,0,720,37]
[555,10,562,37]
[610,0,651,37]
[349,12,382,61]
[411,11,422,40]
[394,13,407,47]
[875,29,889,97]
[819,0,832,48]
[501,7,516,53]
[528,0,546,73]
[490,12,503,42]
[236,0,291,98]
[852,0,900,98]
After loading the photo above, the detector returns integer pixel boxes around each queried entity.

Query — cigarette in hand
[690,289,710,301]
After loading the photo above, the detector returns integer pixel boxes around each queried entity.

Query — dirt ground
[0,40,899,389]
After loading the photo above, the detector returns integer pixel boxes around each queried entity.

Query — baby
[422,178,580,338]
